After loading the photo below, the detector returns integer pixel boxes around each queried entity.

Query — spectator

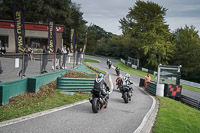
[0,40,4,55]
[76,48,83,65]
[61,45,68,69]
[41,45,50,74]
[66,47,71,63]
[145,73,151,89]
[52,47,62,70]
[30,46,34,61]
[19,45,31,77]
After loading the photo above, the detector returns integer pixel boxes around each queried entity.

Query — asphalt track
[0,57,154,133]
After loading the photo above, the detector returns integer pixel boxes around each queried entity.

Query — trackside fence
[181,95,200,110]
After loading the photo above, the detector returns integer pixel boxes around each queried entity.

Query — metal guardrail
[180,79,200,89]
[181,95,200,110]
[57,77,95,92]
[0,53,84,83]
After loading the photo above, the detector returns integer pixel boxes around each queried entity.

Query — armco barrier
[57,77,95,92]
[147,81,157,96]
[0,79,27,105]
[181,95,200,110]
[28,70,67,93]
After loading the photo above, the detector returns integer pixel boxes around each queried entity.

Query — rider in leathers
[90,73,109,103]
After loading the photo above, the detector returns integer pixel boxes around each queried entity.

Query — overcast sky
[72,0,200,35]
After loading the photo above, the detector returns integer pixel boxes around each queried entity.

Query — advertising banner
[13,6,25,53]
[48,18,56,52]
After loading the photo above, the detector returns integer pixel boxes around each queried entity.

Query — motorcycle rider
[90,73,109,103]
[107,59,110,65]
[116,74,123,91]
[115,66,120,75]
[108,60,112,69]
[122,73,133,97]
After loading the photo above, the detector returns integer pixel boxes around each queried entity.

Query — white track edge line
[133,84,156,133]
[0,100,89,128]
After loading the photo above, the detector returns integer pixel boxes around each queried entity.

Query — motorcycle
[119,79,133,103]
[90,88,109,113]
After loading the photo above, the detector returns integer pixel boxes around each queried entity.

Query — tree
[119,1,174,70]
[173,25,200,82]
[86,24,111,54]
[0,0,87,48]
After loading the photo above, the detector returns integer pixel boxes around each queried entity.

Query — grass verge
[0,71,92,122]
[153,97,200,133]
[84,58,100,63]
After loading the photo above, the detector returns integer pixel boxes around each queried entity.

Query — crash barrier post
[0,70,67,106]
[181,95,200,110]
[57,77,95,92]
[147,81,157,96]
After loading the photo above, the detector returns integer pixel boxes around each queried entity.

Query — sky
[72,0,200,35]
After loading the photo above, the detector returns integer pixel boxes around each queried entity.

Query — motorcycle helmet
[98,73,104,79]
[125,73,130,79]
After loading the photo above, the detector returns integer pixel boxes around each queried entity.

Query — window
[0,35,9,47]
[25,37,48,49]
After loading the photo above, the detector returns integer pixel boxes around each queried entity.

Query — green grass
[0,82,91,122]
[153,97,200,133]
[84,62,106,75]
[84,58,100,63]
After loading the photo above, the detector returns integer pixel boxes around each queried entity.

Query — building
[0,20,64,52]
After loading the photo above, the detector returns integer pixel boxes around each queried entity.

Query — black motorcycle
[90,88,109,113]
[119,80,133,103]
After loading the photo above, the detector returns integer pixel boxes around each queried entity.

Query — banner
[13,6,25,53]
[48,18,56,52]
[70,27,76,53]
[83,32,87,53]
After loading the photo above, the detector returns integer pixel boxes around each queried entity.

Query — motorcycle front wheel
[123,92,128,103]
[92,98,100,113]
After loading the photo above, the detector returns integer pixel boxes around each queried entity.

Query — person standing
[76,48,83,65]
[41,45,50,74]
[145,73,151,89]
[56,47,62,69]
[19,45,31,77]
[66,47,70,63]
[62,45,68,69]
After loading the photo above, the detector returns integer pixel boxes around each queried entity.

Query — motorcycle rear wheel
[92,98,100,113]
[123,92,128,103]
